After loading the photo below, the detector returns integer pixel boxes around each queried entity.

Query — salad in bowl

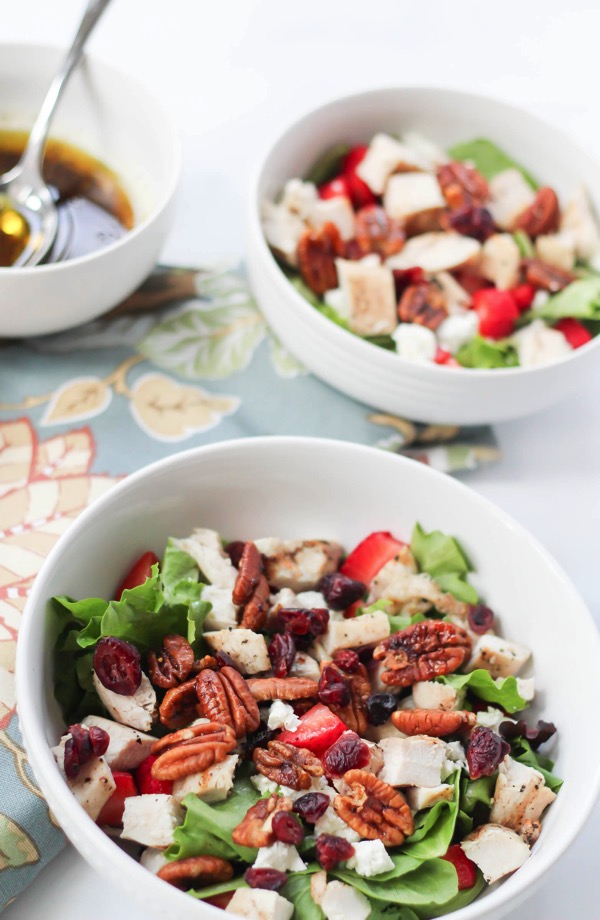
[261,131,600,369]
[50,520,561,920]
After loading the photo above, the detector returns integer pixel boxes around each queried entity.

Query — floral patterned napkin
[0,264,498,909]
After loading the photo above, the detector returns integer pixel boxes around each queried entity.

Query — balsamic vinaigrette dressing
[0,131,134,267]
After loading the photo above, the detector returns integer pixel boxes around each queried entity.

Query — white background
[4,0,600,916]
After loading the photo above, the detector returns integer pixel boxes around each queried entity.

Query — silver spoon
[0,0,112,268]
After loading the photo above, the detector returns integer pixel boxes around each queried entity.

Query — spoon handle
[20,0,112,176]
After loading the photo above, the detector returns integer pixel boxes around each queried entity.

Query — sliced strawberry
[278,703,346,755]
[442,844,477,890]
[341,145,376,209]
[434,347,460,367]
[472,288,520,340]
[205,893,235,909]
[97,771,138,827]
[134,754,173,795]
[510,283,536,312]
[554,317,593,349]
[116,550,160,598]
[319,176,352,201]
[340,531,404,584]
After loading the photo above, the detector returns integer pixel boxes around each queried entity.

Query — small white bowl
[16,437,600,920]
[0,43,180,338]
[246,87,600,424]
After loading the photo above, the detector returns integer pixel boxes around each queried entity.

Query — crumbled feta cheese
[356,133,430,194]
[467,634,532,678]
[203,628,270,674]
[490,757,556,832]
[513,319,573,368]
[384,173,445,221]
[387,232,480,273]
[253,842,306,872]
[479,233,521,290]
[442,740,467,777]
[487,169,536,231]
[405,783,454,811]
[335,258,397,335]
[516,677,535,702]
[121,794,183,848]
[392,324,437,363]
[172,754,238,804]
[93,672,157,732]
[412,681,463,711]
[461,823,531,884]
[314,806,360,842]
[379,735,448,787]
[228,888,294,920]
[320,880,371,920]
[346,839,395,876]
[289,650,321,682]
[267,700,301,732]
[261,201,305,267]
[310,196,355,240]
[476,706,512,733]
[436,312,479,355]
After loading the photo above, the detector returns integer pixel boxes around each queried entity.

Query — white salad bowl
[0,43,180,338]
[16,436,600,920]
[246,87,600,424]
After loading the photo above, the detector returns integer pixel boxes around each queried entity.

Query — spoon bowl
[0,0,111,268]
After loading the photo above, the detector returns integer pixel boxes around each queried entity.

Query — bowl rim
[0,41,182,276]
[247,84,600,379]
[15,435,600,919]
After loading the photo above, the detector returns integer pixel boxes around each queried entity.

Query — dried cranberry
[443,205,495,241]
[244,868,288,891]
[315,834,355,870]
[320,573,366,611]
[318,665,351,708]
[366,692,397,726]
[63,723,109,780]
[93,636,142,696]
[243,720,276,756]
[272,811,304,846]
[356,644,374,664]
[333,649,360,673]
[467,726,510,780]
[323,731,371,776]
[393,267,425,300]
[499,719,557,750]
[307,608,329,637]
[268,633,296,678]
[468,604,495,635]
[225,540,246,568]
[214,649,240,671]
[276,607,329,648]
[292,792,330,824]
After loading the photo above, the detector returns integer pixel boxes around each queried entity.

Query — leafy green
[304,143,351,186]
[417,872,486,918]
[190,878,248,900]
[513,230,534,258]
[166,778,260,863]
[282,873,325,920]
[402,773,460,859]
[447,138,538,188]
[369,905,419,920]
[438,669,527,714]
[529,276,600,322]
[364,334,397,351]
[356,599,392,617]
[411,523,477,604]
[161,540,203,606]
[333,857,459,907]
[456,335,519,369]
[389,612,427,633]
[510,738,563,791]
[460,774,495,817]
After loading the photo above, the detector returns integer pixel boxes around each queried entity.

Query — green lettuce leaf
[456,335,519,369]
[389,612,427,633]
[369,905,419,920]
[333,857,459,907]
[190,878,248,900]
[304,143,351,186]
[166,778,260,863]
[284,272,351,330]
[513,230,534,258]
[510,738,563,791]
[411,523,477,604]
[447,138,538,188]
[356,599,392,617]
[529,276,600,322]
[161,539,205,608]
[438,669,527,714]
[417,872,486,918]
[282,873,325,920]
[459,774,495,817]
[402,773,460,859]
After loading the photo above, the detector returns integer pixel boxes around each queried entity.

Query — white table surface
[4,0,600,916]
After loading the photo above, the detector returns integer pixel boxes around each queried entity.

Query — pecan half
[398,282,448,331]
[232,542,263,606]
[373,620,472,688]
[246,676,319,702]
[437,162,489,209]
[240,574,270,630]
[322,661,371,736]
[148,635,195,690]
[159,676,199,730]
[442,205,496,242]
[157,856,233,890]
[151,720,236,780]
[297,222,344,296]
[253,740,324,790]
[196,666,260,738]
[232,794,293,848]
[515,187,559,238]
[392,708,476,737]
[524,258,575,293]
[354,205,405,258]
[334,769,414,846]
